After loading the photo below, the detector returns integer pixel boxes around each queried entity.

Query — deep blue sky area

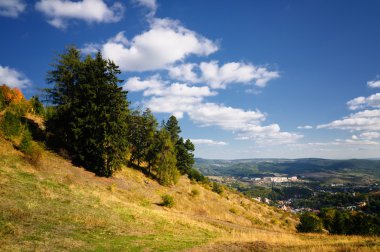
[1,0,380,159]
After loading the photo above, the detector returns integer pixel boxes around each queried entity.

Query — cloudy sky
[1,0,380,159]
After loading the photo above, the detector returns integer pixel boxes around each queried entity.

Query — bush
[1,111,22,139]
[212,182,223,195]
[297,212,324,233]
[24,143,43,167]
[19,130,32,153]
[188,168,207,183]
[190,188,200,197]
[160,194,174,208]
[29,96,45,116]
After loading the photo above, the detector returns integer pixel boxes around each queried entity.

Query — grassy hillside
[1,138,380,251]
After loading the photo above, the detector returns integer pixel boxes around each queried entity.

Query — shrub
[29,96,45,116]
[24,143,43,167]
[19,130,32,153]
[160,194,174,208]
[229,207,237,214]
[188,168,207,183]
[1,111,22,139]
[297,212,324,233]
[190,188,200,197]
[212,182,223,195]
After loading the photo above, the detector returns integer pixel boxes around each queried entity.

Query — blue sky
[1,0,380,159]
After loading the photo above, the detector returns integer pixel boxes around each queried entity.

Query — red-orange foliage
[0,84,24,104]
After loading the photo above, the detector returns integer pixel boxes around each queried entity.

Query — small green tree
[154,129,179,186]
[29,96,45,116]
[1,111,22,139]
[297,212,323,233]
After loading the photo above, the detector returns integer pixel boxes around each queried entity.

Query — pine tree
[45,48,129,177]
[165,115,181,143]
[128,108,157,168]
[164,115,195,175]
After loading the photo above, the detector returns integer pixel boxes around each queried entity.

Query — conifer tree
[164,115,195,175]
[45,47,129,177]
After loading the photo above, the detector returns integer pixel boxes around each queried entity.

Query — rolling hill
[195,158,380,184]
[0,137,379,251]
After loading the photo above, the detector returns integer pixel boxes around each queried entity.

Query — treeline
[0,46,207,186]
[297,209,380,236]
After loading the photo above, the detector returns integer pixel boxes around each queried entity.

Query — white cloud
[134,0,157,16]
[0,0,26,18]
[0,65,31,88]
[101,18,218,71]
[125,75,216,118]
[318,109,380,131]
[367,79,380,88]
[81,43,101,55]
[352,132,380,140]
[200,61,279,89]
[125,75,300,143]
[123,75,163,92]
[191,139,228,146]
[168,61,279,89]
[188,102,265,129]
[297,125,313,129]
[188,103,301,143]
[35,0,124,29]
[347,93,380,110]
[168,63,198,83]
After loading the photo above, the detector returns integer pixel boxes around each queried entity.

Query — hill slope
[1,138,379,251]
[196,158,380,184]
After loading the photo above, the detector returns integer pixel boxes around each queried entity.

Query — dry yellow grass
[0,136,379,251]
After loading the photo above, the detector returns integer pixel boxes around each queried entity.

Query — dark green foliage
[296,212,323,233]
[212,182,223,194]
[319,208,380,235]
[176,138,195,175]
[45,47,129,177]
[29,96,45,116]
[164,115,195,175]
[160,194,174,208]
[188,168,207,183]
[128,108,157,167]
[1,111,22,139]
[165,115,181,143]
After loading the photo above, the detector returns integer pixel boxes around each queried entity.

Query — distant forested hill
[195,158,380,184]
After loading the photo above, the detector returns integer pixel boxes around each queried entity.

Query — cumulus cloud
[35,0,124,29]
[318,109,380,131]
[297,125,313,129]
[199,61,279,89]
[0,65,31,88]
[188,103,301,143]
[168,63,199,83]
[191,139,228,146]
[101,18,218,71]
[168,61,279,89]
[124,75,300,143]
[347,93,380,110]
[367,79,380,88]
[124,75,216,118]
[0,0,26,18]
[123,75,163,92]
